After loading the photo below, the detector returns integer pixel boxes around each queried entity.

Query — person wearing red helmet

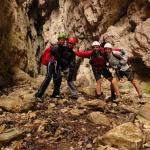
[67,37,77,48]
[51,37,78,99]
[63,37,78,99]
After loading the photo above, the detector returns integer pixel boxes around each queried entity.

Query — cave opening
[129,58,150,82]
[113,0,134,25]
[128,20,136,32]
[27,0,59,36]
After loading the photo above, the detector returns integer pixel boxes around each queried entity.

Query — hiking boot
[35,92,42,98]
[35,93,44,102]
[138,95,143,99]
[36,96,44,102]
[113,96,121,102]
[50,94,63,99]
[105,94,116,101]
[69,95,78,100]
[96,93,105,99]
[106,94,121,102]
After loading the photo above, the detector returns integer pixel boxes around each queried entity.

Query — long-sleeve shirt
[51,45,76,81]
[50,44,64,63]
[75,48,106,68]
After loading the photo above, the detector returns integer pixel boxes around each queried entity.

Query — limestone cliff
[0,0,150,87]
[0,0,44,87]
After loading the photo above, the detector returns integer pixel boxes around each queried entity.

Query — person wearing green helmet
[57,32,67,40]
[35,32,67,102]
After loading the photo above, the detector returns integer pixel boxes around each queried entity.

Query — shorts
[92,67,112,81]
[115,67,135,81]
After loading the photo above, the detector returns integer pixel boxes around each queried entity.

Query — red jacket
[75,48,105,57]
[75,48,106,67]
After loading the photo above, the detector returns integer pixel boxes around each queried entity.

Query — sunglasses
[68,42,75,46]
[104,48,112,50]
[92,46,99,49]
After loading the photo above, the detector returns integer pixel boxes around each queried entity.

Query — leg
[51,62,62,97]
[35,61,53,98]
[111,78,120,97]
[67,80,78,99]
[96,78,103,95]
[107,77,116,98]
[102,68,119,100]
[131,79,142,97]
[64,68,78,99]
[35,72,51,98]
[92,67,104,97]
[124,67,142,98]
[106,76,120,100]
[52,75,62,96]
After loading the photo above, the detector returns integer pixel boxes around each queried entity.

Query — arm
[68,54,76,81]
[50,46,60,60]
[99,47,105,54]
[75,50,93,58]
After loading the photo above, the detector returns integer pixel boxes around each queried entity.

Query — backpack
[112,48,128,60]
[111,49,129,67]
[41,46,53,65]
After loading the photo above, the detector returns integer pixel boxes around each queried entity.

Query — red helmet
[67,37,77,44]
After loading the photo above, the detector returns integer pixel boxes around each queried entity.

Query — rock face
[0,0,150,87]
[48,0,150,82]
[0,0,44,87]
[103,0,150,70]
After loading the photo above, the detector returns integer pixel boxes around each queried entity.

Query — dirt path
[0,77,149,150]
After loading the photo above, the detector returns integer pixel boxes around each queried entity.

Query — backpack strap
[112,51,122,60]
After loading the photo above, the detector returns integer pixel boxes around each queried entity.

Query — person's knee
[96,78,102,84]
[130,79,137,84]
[131,79,140,88]
[107,77,113,82]
[111,78,118,84]
[44,76,51,82]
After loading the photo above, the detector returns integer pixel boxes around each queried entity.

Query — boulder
[0,128,24,143]
[82,86,96,96]
[88,112,111,126]
[78,100,106,111]
[101,122,143,150]
[138,103,150,121]
[69,108,86,116]
[0,94,35,113]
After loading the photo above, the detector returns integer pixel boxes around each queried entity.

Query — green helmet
[57,32,67,40]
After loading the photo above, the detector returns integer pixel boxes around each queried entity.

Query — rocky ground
[0,0,150,149]
[0,76,150,150]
